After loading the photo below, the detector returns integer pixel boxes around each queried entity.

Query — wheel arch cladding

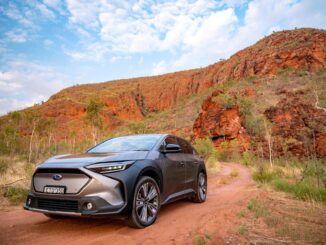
[138,167,163,193]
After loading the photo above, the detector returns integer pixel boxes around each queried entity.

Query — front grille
[35,168,86,174]
[37,198,79,212]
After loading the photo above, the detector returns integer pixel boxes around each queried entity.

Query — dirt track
[0,163,256,245]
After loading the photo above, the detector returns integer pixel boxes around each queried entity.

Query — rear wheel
[127,176,160,228]
[192,171,207,203]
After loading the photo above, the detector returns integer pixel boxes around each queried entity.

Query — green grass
[193,235,206,245]
[193,232,211,245]
[273,179,326,203]
[237,210,246,218]
[251,159,326,203]
[247,198,269,218]
[237,224,247,235]
[253,169,277,183]
[3,186,29,205]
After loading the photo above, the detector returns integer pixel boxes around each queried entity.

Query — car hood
[39,151,149,168]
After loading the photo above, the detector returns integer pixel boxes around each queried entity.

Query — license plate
[43,186,65,194]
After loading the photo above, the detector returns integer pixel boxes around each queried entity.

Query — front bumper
[24,167,128,217]
[24,192,125,216]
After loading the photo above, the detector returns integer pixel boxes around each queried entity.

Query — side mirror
[162,144,181,153]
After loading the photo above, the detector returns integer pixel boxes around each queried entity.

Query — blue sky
[0,0,325,115]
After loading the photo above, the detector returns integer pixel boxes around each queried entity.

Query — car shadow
[33,199,194,233]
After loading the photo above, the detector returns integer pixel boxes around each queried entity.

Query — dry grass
[238,191,326,244]
[218,177,229,185]
[230,169,239,178]
[206,160,221,174]
[0,156,33,207]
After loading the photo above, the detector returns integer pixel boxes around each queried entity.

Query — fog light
[27,198,31,206]
[86,202,93,210]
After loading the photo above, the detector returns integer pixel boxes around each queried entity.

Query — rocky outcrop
[193,90,250,151]
[264,92,326,158]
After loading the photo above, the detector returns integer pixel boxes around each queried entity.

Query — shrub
[243,114,265,136]
[241,151,253,166]
[127,121,150,134]
[3,186,29,205]
[193,138,215,160]
[0,159,9,174]
[253,169,276,183]
[216,93,235,109]
[238,96,252,116]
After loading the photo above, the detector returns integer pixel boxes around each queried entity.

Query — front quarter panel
[103,159,162,215]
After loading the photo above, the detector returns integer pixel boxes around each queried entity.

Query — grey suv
[24,134,207,228]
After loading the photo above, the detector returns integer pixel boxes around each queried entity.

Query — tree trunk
[29,122,36,163]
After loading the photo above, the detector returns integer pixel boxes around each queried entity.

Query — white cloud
[152,61,169,75]
[64,0,223,59]
[63,42,110,61]
[43,0,67,15]
[66,0,100,29]
[5,29,28,43]
[0,72,22,92]
[35,2,56,19]
[0,59,70,115]
[43,39,54,47]
[153,0,326,72]
[0,96,46,115]
[2,2,35,27]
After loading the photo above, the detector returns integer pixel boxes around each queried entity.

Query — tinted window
[177,138,193,154]
[165,136,178,145]
[159,136,178,151]
[88,135,161,153]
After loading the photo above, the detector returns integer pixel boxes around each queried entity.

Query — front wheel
[127,176,160,228]
[192,172,207,203]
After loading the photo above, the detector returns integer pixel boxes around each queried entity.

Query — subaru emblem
[53,174,62,181]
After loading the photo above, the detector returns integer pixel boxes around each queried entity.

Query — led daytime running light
[86,161,134,174]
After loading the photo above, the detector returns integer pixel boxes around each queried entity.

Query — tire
[127,176,160,228]
[44,213,66,219]
[192,171,207,203]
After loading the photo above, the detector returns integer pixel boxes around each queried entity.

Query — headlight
[86,161,134,174]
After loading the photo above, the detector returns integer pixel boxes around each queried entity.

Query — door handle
[179,162,185,167]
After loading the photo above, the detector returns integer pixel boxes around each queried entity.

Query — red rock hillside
[0,28,325,157]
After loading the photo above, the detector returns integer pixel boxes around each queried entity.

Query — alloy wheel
[135,181,159,224]
[198,172,207,201]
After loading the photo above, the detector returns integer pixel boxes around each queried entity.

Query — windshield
[88,135,162,153]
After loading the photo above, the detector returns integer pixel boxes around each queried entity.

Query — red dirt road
[0,163,256,245]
